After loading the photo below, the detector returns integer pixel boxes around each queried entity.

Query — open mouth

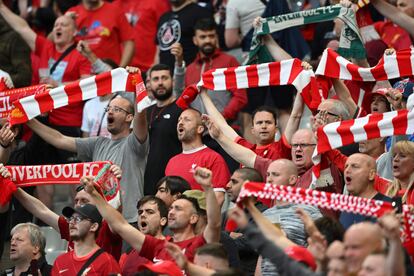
[345,176,352,184]
[107,117,114,124]
[55,31,62,38]
[140,221,148,230]
[295,152,304,162]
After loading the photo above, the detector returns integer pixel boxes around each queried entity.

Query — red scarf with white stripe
[8,68,143,126]
[311,109,414,180]
[238,182,414,242]
[0,161,120,207]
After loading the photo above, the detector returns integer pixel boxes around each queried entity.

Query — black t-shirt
[339,193,393,230]
[156,3,213,70]
[144,102,183,195]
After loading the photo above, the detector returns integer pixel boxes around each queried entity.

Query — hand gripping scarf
[248,4,365,65]
[0,161,120,208]
[8,68,144,126]
[238,182,414,242]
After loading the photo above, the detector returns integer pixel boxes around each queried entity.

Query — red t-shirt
[236,135,291,161]
[140,234,206,262]
[35,35,91,127]
[165,145,230,192]
[51,247,121,275]
[58,216,122,260]
[68,2,134,65]
[113,0,170,70]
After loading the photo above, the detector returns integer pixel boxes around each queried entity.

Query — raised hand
[0,123,16,148]
[170,42,184,67]
[193,167,213,191]
[0,163,11,178]
[202,114,222,140]
[110,164,122,180]
[378,212,401,240]
[165,242,188,269]
[228,206,249,229]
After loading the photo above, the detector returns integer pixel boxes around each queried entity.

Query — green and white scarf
[247,4,365,64]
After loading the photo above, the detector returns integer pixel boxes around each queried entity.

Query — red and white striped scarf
[317,48,414,81]
[316,109,414,154]
[9,68,143,126]
[197,58,318,109]
[312,109,414,179]
[238,182,414,242]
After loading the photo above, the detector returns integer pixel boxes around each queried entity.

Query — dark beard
[200,44,215,56]
[169,0,186,7]
[153,88,173,101]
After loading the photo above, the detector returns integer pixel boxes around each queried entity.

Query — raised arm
[127,67,148,144]
[371,0,414,38]
[193,167,221,243]
[332,78,358,117]
[0,163,60,230]
[284,92,304,144]
[83,176,146,251]
[203,115,256,167]
[0,123,16,164]
[243,197,296,249]
[0,1,36,51]
[26,119,77,152]
[119,40,135,68]
[200,89,239,141]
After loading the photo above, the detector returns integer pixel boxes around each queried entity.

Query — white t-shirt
[225,0,266,37]
[81,96,111,138]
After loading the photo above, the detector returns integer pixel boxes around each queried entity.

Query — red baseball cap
[285,245,317,271]
[138,260,183,276]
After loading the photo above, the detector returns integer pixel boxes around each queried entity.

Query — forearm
[200,91,238,140]
[222,89,247,121]
[263,34,292,61]
[332,78,357,117]
[0,147,11,164]
[284,94,304,142]
[204,186,221,243]
[133,110,148,144]
[386,238,405,276]
[247,203,294,249]
[119,40,135,67]
[371,0,414,37]
[0,3,35,50]
[244,224,317,276]
[14,188,59,230]
[186,263,215,276]
[173,64,186,96]
[216,134,256,167]
[26,119,76,152]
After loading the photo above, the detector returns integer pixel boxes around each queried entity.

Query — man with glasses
[0,163,123,260]
[26,92,149,226]
[51,204,121,275]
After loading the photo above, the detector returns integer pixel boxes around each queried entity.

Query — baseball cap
[138,260,182,276]
[62,204,102,224]
[371,88,388,97]
[393,78,414,99]
[183,190,206,211]
[285,245,317,271]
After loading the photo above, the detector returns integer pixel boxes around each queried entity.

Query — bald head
[266,159,298,186]
[344,153,377,197]
[344,222,384,274]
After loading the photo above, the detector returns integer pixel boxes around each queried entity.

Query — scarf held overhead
[0,161,120,207]
[248,4,365,64]
[8,68,143,126]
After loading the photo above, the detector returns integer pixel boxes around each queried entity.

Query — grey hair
[11,223,46,257]
[326,99,351,120]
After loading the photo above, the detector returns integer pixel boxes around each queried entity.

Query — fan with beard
[153,86,173,101]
